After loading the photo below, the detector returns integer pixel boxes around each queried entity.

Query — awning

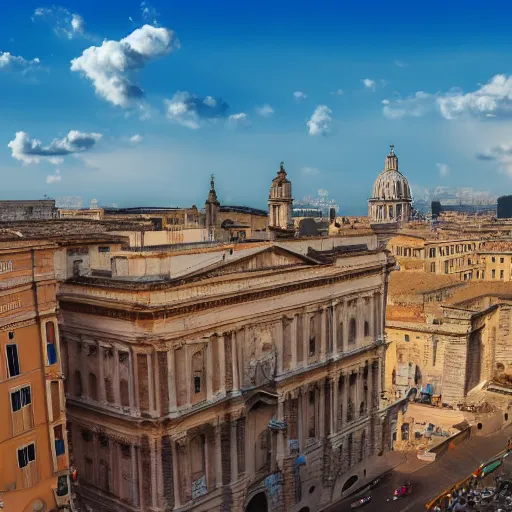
[481,460,502,477]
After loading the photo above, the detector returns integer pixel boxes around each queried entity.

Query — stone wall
[0,200,57,221]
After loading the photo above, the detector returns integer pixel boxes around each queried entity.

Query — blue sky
[1,0,512,214]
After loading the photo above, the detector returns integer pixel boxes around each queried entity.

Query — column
[330,376,338,434]
[319,382,325,437]
[218,335,226,394]
[147,354,156,413]
[290,315,297,370]
[276,318,284,375]
[341,373,348,424]
[215,424,222,488]
[231,333,239,394]
[371,293,377,340]
[342,303,349,352]
[302,385,308,446]
[206,342,213,401]
[356,299,364,345]
[230,420,238,483]
[98,344,105,402]
[128,351,135,411]
[113,347,120,406]
[276,399,285,467]
[116,443,123,499]
[150,438,158,508]
[367,359,374,411]
[171,441,181,508]
[131,444,138,506]
[167,349,177,412]
[320,308,327,361]
[152,352,160,416]
[132,349,140,410]
[332,303,338,356]
[302,313,309,367]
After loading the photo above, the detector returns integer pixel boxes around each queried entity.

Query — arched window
[392,368,396,385]
[46,321,58,365]
[348,318,356,344]
[89,372,98,401]
[74,371,83,397]
[364,321,370,337]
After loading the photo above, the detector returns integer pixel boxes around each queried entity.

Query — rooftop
[388,271,461,296]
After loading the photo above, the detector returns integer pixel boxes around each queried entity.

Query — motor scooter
[387,481,412,501]
[350,496,372,509]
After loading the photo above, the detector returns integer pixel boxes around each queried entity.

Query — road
[325,424,512,512]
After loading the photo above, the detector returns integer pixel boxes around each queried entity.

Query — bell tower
[268,162,294,231]
[205,174,220,241]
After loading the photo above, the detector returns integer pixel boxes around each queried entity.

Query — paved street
[325,425,512,512]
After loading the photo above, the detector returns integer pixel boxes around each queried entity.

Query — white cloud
[394,60,406,68]
[71,24,179,107]
[384,74,512,120]
[362,78,376,91]
[228,113,251,128]
[476,142,512,175]
[33,7,89,39]
[0,51,40,74]
[130,134,143,144]
[293,91,308,101]
[330,89,344,96]
[382,92,435,119]
[300,166,320,176]
[46,169,61,184]
[8,130,102,165]
[436,162,450,177]
[164,91,229,129]
[318,188,329,197]
[255,104,274,117]
[307,105,332,136]
[140,2,159,24]
[437,75,512,119]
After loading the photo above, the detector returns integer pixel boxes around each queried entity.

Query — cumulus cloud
[130,134,143,144]
[437,75,512,119]
[0,51,40,74]
[228,113,251,128]
[8,130,102,165]
[46,169,61,184]
[164,91,229,129]
[255,104,274,117]
[362,78,376,90]
[33,6,89,39]
[300,166,320,176]
[384,74,512,120]
[293,91,308,101]
[307,105,332,136]
[71,24,179,107]
[382,92,434,119]
[330,89,344,96]
[436,162,450,177]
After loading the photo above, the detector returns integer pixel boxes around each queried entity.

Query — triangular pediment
[185,245,318,280]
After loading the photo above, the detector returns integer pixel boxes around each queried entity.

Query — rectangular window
[501,257,505,264]
[18,443,36,468]
[98,246,111,253]
[492,269,496,279]
[492,256,496,263]
[429,248,436,258]
[444,261,449,274]
[46,322,57,365]
[11,386,33,435]
[54,425,65,456]
[6,344,20,377]
[404,334,410,342]
[430,262,436,272]
[501,270,504,280]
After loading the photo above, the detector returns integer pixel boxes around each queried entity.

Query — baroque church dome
[371,145,411,201]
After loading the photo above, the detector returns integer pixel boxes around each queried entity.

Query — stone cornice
[59,262,393,321]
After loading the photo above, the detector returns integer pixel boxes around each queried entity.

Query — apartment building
[0,238,69,512]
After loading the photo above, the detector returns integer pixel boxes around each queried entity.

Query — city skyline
[2,0,512,213]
